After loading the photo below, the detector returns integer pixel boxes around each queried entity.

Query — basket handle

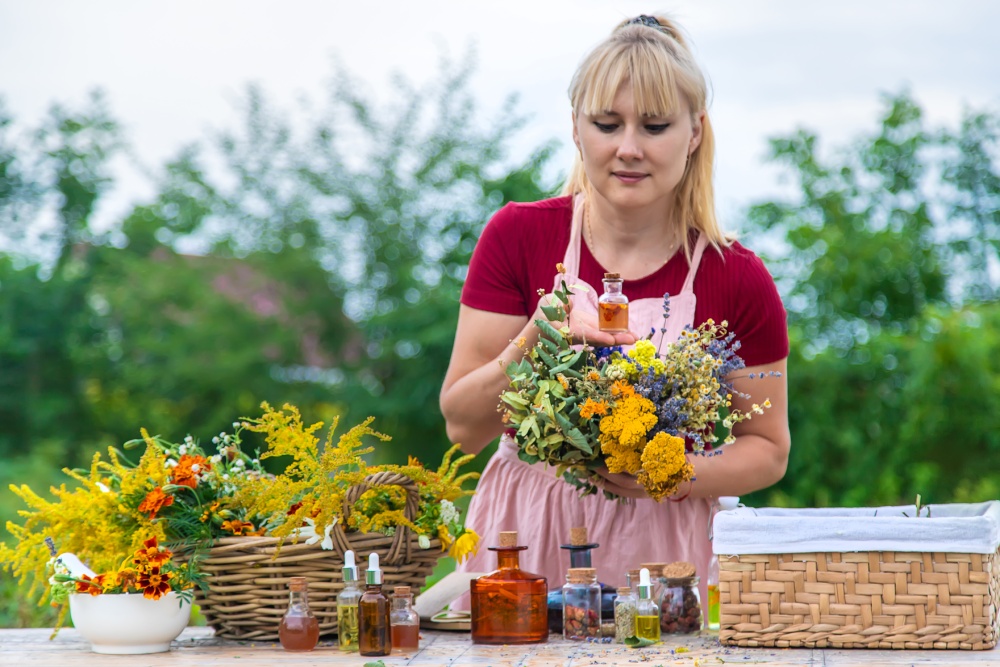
[330,471,420,565]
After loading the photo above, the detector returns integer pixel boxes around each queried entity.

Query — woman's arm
[440,300,639,454]
[439,305,536,455]
[685,357,790,498]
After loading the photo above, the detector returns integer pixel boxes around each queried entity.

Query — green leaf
[363,661,387,667]
[623,635,658,648]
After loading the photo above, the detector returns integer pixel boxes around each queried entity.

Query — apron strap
[679,232,709,295]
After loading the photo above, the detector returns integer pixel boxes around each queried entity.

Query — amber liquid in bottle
[391,623,420,652]
[358,582,391,656]
[470,531,548,644]
[598,273,629,333]
[279,577,319,652]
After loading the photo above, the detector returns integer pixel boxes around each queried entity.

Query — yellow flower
[437,523,454,550]
[449,530,480,564]
[597,387,657,475]
[637,432,695,502]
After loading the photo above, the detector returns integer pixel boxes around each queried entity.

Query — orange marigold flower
[133,536,171,567]
[170,454,209,489]
[137,566,172,600]
[579,398,609,420]
[115,568,139,591]
[221,519,264,536]
[137,487,174,519]
[75,574,104,596]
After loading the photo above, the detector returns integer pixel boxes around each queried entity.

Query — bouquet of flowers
[500,273,772,501]
[1,402,480,623]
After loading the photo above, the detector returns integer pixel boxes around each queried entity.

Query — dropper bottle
[358,552,391,656]
[634,567,661,641]
[337,549,362,651]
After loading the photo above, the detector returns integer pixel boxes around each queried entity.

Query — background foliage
[1,65,997,626]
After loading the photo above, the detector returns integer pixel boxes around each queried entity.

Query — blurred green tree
[742,92,1000,508]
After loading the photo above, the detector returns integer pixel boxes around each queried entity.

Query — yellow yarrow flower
[637,432,695,502]
[598,386,657,475]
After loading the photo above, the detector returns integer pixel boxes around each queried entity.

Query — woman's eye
[645,123,670,134]
[593,121,618,133]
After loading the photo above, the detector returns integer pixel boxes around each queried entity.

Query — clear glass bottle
[389,585,420,654]
[613,586,637,643]
[562,568,601,640]
[660,575,703,634]
[337,549,362,651]
[358,553,391,656]
[470,531,548,644]
[635,568,661,642]
[546,526,616,633]
[706,553,720,631]
[279,576,319,651]
[598,272,628,333]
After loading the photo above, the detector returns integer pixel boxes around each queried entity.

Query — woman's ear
[689,109,706,154]
[572,110,582,156]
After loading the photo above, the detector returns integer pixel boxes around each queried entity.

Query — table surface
[2,627,997,666]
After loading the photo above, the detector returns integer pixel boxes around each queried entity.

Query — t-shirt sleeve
[727,249,789,367]
[461,203,528,316]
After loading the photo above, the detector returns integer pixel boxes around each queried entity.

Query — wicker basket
[715,502,1000,650]
[195,471,444,641]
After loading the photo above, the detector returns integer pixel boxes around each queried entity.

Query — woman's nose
[616,126,643,161]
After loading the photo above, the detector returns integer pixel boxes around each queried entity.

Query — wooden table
[2,627,997,666]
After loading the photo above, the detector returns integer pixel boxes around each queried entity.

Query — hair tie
[627,15,663,30]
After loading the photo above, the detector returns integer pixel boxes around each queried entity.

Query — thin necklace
[584,202,678,275]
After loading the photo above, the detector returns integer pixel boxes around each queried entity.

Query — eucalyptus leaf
[623,635,658,648]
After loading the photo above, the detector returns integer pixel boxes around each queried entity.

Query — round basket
[195,471,444,640]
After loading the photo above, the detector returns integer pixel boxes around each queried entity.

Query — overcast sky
[1,1,998,233]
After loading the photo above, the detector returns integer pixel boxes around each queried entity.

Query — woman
[440,15,790,599]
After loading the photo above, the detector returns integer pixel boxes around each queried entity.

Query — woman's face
[573,80,703,213]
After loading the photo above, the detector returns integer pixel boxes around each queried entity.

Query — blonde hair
[562,15,730,254]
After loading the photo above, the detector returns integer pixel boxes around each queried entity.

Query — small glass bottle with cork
[279,576,319,652]
[546,526,616,633]
[658,561,702,635]
[389,585,420,654]
[613,586,637,643]
[470,530,548,644]
[562,567,601,640]
[598,272,629,332]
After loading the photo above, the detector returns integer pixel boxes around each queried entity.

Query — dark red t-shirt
[461,196,789,367]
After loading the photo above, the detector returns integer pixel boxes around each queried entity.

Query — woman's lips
[613,171,647,183]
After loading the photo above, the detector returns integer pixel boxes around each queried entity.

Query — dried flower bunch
[501,272,773,501]
[1,402,480,620]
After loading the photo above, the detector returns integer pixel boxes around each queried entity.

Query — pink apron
[454,195,713,607]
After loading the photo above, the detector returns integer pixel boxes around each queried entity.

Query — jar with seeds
[562,568,601,640]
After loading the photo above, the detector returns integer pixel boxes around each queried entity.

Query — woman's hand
[533,292,638,348]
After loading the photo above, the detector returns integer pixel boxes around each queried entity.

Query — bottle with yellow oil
[634,567,661,642]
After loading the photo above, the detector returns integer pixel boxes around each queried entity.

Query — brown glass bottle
[358,553,391,656]
[279,576,319,651]
[470,531,548,644]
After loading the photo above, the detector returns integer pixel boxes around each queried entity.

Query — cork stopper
[604,272,621,280]
[394,585,411,596]
[617,586,632,596]
[641,562,667,578]
[567,567,596,584]
[498,531,518,547]
[661,561,697,579]
[288,576,307,591]
[569,526,588,546]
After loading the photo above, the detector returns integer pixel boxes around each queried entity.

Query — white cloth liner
[712,501,1000,555]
